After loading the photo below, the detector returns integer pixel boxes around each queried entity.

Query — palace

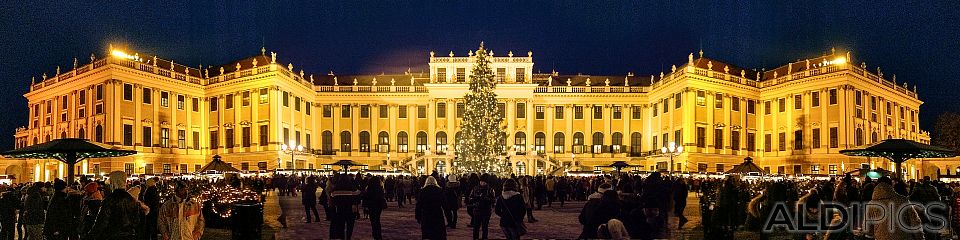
[3,44,943,183]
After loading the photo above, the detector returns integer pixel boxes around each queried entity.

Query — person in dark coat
[329,174,361,239]
[495,179,526,240]
[362,176,387,240]
[579,190,620,239]
[0,187,18,240]
[640,172,671,239]
[21,183,46,240]
[43,179,82,240]
[466,177,495,239]
[415,176,447,240]
[442,179,461,229]
[302,176,321,223]
[84,171,142,240]
[673,177,689,228]
[141,178,160,240]
[710,176,744,240]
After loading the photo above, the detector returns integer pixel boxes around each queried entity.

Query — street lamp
[661,141,683,175]
[280,141,303,170]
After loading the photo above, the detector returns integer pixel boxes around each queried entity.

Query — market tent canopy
[1,138,136,184]
[329,159,367,172]
[840,139,958,179]
[845,168,895,179]
[726,157,764,174]
[200,155,239,173]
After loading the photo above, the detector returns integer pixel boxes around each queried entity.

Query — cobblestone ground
[272,193,713,240]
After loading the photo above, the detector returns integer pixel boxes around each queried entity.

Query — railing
[430,56,532,63]
[313,84,429,93]
[533,86,649,93]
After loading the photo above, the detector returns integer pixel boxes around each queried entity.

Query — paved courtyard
[270,193,709,240]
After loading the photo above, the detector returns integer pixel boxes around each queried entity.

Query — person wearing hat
[43,179,82,240]
[158,181,205,240]
[142,178,161,240]
[442,177,461,229]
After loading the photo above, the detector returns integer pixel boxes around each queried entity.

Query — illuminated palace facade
[3,45,941,182]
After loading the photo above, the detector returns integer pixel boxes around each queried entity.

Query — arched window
[516,161,526,175]
[340,131,352,152]
[631,132,642,156]
[61,131,67,139]
[397,132,409,153]
[378,131,389,153]
[514,132,526,152]
[78,128,86,140]
[359,131,370,152]
[95,125,104,143]
[436,161,446,175]
[534,132,546,154]
[322,131,333,154]
[45,134,50,142]
[592,132,604,153]
[871,132,878,144]
[436,132,448,154]
[32,137,37,145]
[611,132,623,153]
[573,132,584,153]
[854,128,864,146]
[553,132,565,153]
[416,131,428,153]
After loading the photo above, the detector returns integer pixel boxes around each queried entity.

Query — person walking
[0,187,18,240]
[415,176,447,240]
[495,179,526,240]
[466,177,495,239]
[21,183,45,240]
[43,179,82,240]
[866,180,924,240]
[442,178,461,229]
[395,178,406,208]
[519,177,538,223]
[302,176,321,223]
[158,181,205,240]
[84,171,142,240]
[578,190,620,239]
[79,181,103,235]
[142,178,161,240]
[329,174,361,239]
[673,177,689,228]
[362,177,387,240]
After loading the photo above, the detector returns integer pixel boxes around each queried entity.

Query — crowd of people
[0,172,232,240]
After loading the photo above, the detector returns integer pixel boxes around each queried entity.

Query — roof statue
[831,47,836,55]
[90,53,95,63]
[299,70,304,78]
[489,50,494,56]
[184,67,189,75]
[892,74,897,84]
[409,76,414,85]
[741,70,745,78]
[660,72,664,80]
[391,78,395,86]
[548,76,553,86]
[353,78,358,86]
[261,47,266,56]
[877,67,883,78]
[56,66,60,76]
[152,56,157,66]
[566,78,571,86]
[527,51,532,57]
[604,78,610,86]
[688,53,693,64]
[252,58,258,68]
[706,61,713,70]
[287,63,293,71]
[468,50,473,56]
[219,67,224,75]
[699,49,704,58]
[585,78,591,86]
[773,71,778,79]
[372,77,377,86]
[204,69,209,78]
[624,75,629,87]
[787,63,792,74]
[806,59,810,69]
[310,74,315,84]
[671,65,676,73]
[42,73,47,80]
[31,76,35,85]
[334,77,338,85]
[73,58,78,69]
[756,72,761,81]
[271,52,277,63]
[236,62,241,71]
[429,51,435,58]
[449,51,454,57]
[724,65,729,74]
[508,51,514,57]
[170,60,175,71]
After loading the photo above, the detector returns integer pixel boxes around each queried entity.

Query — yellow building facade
[3,45,943,183]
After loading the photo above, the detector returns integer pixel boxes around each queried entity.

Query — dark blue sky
[1,1,958,149]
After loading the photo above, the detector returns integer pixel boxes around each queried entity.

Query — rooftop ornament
[726,156,764,175]
[1,138,136,184]
[329,159,367,173]
[840,139,958,179]
[200,154,240,173]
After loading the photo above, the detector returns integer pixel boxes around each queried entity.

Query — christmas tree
[456,42,507,174]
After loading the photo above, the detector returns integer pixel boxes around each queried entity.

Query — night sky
[1,1,958,150]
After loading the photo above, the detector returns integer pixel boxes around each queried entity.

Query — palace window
[305,102,311,115]
[79,90,86,105]
[361,105,370,118]
[855,91,862,106]
[556,106,565,119]
[282,91,289,107]
[652,135,658,150]
[534,132,546,154]
[210,130,219,149]
[142,126,152,147]
[192,98,199,112]
[812,128,821,149]
[123,84,133,101]
[178,130,186,148]
[242,91,250,106]
[630,132,642,155]
[437,68,447,82]
[160,128,169,148]
[210,97,218,111]
[574,106,583,119]
[294,97,300,111]
[696,127,706,148]
[731,131,740,151]
[177,95,185,110]
[398,106,407,118]
[515,132,527,152]
[96,84,104,101]
[380,105,389,118]
[536,105,545,119]
[123,124,133,146]
[259,88,269,104]
[498,103,505,116]
[378,131,389,153]
[341,104,351,118]
[257,125,268,147]
[397,132,409,153]
[652,103,658,117]
[778,132,786,151]
[573,132,584,153]
[160,92,169,107]
[592,132,603,153]
[142,88,152,104]
[322,131,333,153]
[696,90,706,106]
[675,130,682,146]
[456,68,466,82]
[715,93,723,108]
[515,68,525,82]
[193,131,200,150]
[593,105,602,119]
[242,127,251,147]
[416,131,428,153]
[417,105,427,118]
[855,128,864,146]
[764,101,771,115]
[794,95,802,109]
[612,106,621,119]
[731,97,740,111]
[611,132,623,153]
[553,132,565,153]
[323,105,332,118]
[714,129,723,150]
[516,103,525,118]
[764,134,772,152]
[794,130,803,150]
[747,100,756,114]
[359,131,370,152]
[675,92,682,108]
[812,91,820,107]
[496,68,506,83]
[829,89,838,105]
[457,103,465,118]
[436,132,447,154]
[778,98,785,112]
[340,131,352,152]
[632,106,641,119]
[225,129,234,148]
[747,133,756,151]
